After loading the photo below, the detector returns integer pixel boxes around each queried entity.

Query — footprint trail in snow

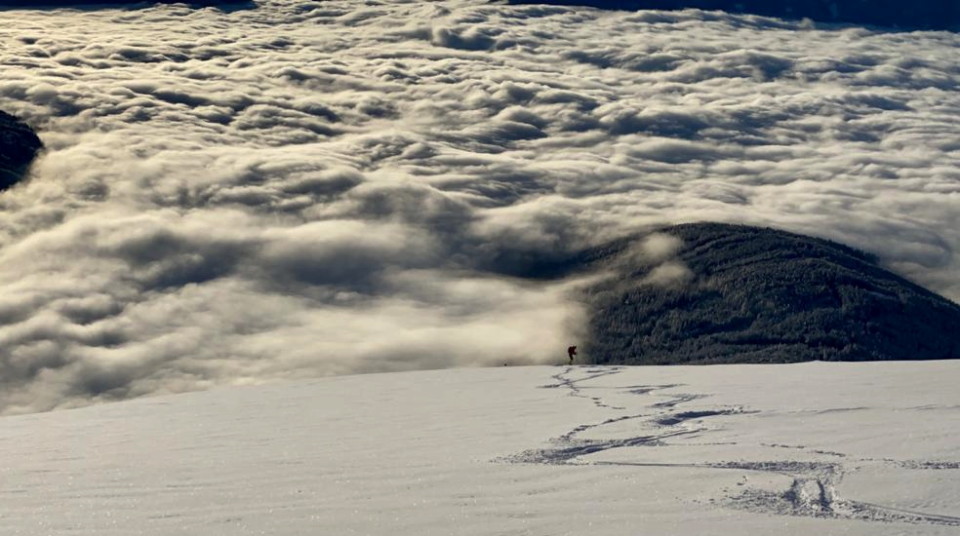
[502,366,960,527]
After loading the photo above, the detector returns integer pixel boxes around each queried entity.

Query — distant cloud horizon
[1,0,958,414]
[505,0,960,31]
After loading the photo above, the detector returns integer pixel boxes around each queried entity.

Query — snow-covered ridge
[2,363,958,534]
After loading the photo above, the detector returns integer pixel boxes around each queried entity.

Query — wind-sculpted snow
[1,0,960,413]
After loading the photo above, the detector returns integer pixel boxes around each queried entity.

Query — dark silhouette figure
[567,345,577,365]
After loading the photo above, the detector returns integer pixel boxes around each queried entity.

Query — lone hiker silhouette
[567,345,577,365]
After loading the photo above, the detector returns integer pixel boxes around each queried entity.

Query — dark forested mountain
[583,223,960,364]
[506,0,960,31]
[0,110,42,191]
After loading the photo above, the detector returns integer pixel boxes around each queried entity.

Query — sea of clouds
[0,0,958,414]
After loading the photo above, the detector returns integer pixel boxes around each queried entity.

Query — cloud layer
[1,0,959,413]
[508,0,960,31]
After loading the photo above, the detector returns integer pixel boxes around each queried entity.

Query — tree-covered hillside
[584,223,960,364]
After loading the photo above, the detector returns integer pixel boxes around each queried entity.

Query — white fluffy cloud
[0,1,958,413]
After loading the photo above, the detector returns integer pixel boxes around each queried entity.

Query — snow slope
[2,362,958,534]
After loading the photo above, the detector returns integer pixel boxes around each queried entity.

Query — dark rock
[0,110,43,191]
[506,0,960,31]
[583,223,960,364]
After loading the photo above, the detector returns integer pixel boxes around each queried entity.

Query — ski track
[539,367,628,410]
[503,366,960,527]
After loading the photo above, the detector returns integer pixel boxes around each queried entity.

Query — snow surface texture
[1,363,958,534]
[1,0,960,413]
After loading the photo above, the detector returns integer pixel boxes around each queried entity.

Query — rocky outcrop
[0,110,42,191]
[583,223,960,364]
[507,0,960,31]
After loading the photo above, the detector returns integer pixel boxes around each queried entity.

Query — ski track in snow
[505,366,960,527]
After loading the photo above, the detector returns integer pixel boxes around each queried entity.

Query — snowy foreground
[2,362,959,535]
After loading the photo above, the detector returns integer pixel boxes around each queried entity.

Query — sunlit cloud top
[0,0,958,414]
